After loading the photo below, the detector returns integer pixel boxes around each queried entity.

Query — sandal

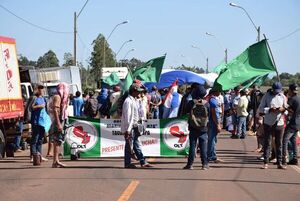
[52,162,67,168]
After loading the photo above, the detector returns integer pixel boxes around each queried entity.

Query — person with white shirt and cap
[121,83,154,169]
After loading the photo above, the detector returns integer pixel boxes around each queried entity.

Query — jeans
[151,107,159,119]
[237,116,247,137]
[263,124,284,164]
[207,123,218,161]
[14,120,24,150]
[124,127,146,167]
[282,128,298,163]
[187,129,208,166]
[31,125,45,155]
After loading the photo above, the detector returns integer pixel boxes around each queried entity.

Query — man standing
[283,83,300,166]
[84,91,98,118]
[235,89,249,139]
[149,86,162,119]
[258,82,288,169]
[73,91,84,117]
[121,83,153,168]
[207,89,223,163]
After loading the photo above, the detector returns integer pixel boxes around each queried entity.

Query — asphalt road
[1,132,299,201]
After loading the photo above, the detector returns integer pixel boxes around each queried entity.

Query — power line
[270,27,300,43]
[0,4,72,34]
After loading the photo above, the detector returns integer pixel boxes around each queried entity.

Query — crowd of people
[12,79,299,170]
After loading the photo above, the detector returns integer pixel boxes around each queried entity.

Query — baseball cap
[289,83,298,93]
[272,82,282,93]
[37,82,44,89]
[130,83,143,92]
[192,85,207,99]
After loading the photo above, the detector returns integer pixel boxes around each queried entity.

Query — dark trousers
[263,124,284,164]
[282,128,298,163]
[31,125,45,155]
[187,129,208,166]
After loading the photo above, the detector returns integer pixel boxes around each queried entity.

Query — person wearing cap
[121,83,153,168]
[149,86,162,119]
[282,83,300,166]
[258,82,288,169]
[30,83,48,162]
[235,89,249,139]
[207,88,223,163]
[183,85,209,170]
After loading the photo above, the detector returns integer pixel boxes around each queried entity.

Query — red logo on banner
[169,126,187,143]
[73,126,91,144]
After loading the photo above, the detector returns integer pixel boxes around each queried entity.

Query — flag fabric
[213,39,276,91]
[122,69,133,93]
[103,72,120,86]
[133,55,166,82]
[163,80,178,109]
[212,61,227,74]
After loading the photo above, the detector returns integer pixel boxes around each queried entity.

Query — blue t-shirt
[73,97,84,116]
[209,96,221,125]
[31,96,46,125]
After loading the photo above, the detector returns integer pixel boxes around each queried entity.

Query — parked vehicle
[0,36,24,158]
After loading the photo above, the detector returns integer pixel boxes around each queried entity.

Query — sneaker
[201,165,209,170]
[141,163,154,168]
[15,149,23,152]
[214,158,224,163]
[257,155,264,160]
[277,164,287,170]
[30,157,33,163]
[270,158,277,163]
[41,157,48,162]
[125,164,137,169]
[260,164,268,169]
[183,165,193,170]
[240,135,245,139]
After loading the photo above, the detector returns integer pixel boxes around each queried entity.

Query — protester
[109,86,122,119]
[98,88,109,118]
[30,83,48,162]
[50,82,70,168]
[230,86,241,138]
[207,89,223,163]
[149,86,162,119]
[248,85,261,134]
[223,90,232,129]
[183,85,209,170]
[258,82,288,169]
[139,88,149,120]
[121,83,153,168]
[84,91,98,118]
[282,83,300,166]
[73,91,84,117]
[235,89,249,139]
[178,86,192,116]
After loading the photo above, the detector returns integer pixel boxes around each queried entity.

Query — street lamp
[205,32,228,64]
[229,2,260,41]
[103,20,129,67]
[122,48,135,67]
[191,45,209,73]
[74,0,89,66]
[116,39,133,57]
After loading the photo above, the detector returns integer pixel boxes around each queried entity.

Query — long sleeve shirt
[121,95,139,133]
[258,92,288,126]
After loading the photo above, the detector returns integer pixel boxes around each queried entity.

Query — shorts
[49,120,65,144]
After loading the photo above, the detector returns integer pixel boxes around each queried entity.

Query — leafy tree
[174,65,205,74]
[36,50,59,68]
[90,34,116,82]
[63,52,74,67]
[18,54,36,66]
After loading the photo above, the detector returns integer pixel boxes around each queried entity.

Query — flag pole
[263,34,280,82]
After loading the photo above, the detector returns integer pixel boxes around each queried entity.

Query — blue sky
[1,0,299,74]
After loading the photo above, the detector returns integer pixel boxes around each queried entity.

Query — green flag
[103,72,120,86]
[133,55,166,82]
[122,69,133,93]
[212,61,227,74]
[213,39,276,91]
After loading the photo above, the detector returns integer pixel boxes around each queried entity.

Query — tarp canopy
[143,70,218,90]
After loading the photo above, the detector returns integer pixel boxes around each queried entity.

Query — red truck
[0,36,24,158]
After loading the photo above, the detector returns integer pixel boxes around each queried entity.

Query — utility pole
[206,57,209,73]
[73,12,77,66]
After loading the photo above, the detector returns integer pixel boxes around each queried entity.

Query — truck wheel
[0,130,5,159]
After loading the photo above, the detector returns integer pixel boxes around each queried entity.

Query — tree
[90,34,116,82]
[18,54,36,66]
[118,57,145,71]
[36,50,59,68]
[63,52,74,67]
[174,65,205,74]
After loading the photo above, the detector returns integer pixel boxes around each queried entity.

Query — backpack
[84,98,98,118]
[188,100,208,130]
